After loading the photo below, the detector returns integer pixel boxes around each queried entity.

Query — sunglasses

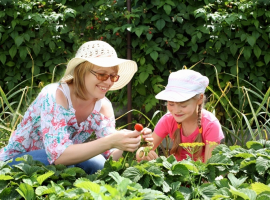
[90,70,120,82]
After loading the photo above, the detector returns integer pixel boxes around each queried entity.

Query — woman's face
[84,66,118,100]
[167,95,203,123]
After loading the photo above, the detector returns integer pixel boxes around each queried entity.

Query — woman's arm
[55,129,141,165]
[51,88,141,165]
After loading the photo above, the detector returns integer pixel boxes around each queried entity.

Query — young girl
[138,69,224,163]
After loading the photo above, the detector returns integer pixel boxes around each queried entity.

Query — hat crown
[166,70,209,94]
[75,41,117,59]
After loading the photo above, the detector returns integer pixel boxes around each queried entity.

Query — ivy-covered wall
[0,0,269,123]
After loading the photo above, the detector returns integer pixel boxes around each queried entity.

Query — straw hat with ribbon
[62,40,138,91]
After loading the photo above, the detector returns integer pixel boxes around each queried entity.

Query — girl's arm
[204,143,218,163]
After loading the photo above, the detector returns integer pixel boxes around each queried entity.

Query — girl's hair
[64,61,118,100]
[170,94,206,160]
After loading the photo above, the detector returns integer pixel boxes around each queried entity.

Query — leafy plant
[2,140,270,199]
[204,50,270,147]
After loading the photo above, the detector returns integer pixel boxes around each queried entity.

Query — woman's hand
[109,129,141,152]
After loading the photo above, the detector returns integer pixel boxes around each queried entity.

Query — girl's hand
[136,150,158,162]
[140,127,154,144]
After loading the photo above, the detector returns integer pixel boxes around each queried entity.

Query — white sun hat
[155,69,209,102]
[62,40,138,91]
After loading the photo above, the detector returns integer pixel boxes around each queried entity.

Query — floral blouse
[0,83,116,164]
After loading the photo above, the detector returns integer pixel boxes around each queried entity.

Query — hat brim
[62,57,137,91]
[155,90,197,102]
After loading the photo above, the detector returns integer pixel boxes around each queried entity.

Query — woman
[0,41,152,174]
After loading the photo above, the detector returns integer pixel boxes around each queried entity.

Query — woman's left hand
[140,127,153,144]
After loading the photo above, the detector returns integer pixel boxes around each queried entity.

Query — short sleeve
[40,92,74,164]
[95,116,116,159]
[154,114,173,138]
[203,120,224,144]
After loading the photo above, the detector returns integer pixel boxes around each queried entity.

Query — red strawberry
[134,123,143,131]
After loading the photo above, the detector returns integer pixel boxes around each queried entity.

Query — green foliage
[3,140,270,199]
[205,54,270,146]
[2,0,270,119]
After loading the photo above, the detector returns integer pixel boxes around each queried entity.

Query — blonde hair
[170,94,206,160]
[64,61,119,100]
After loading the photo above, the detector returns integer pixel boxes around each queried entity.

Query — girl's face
[84,66,118,100]
[167,95,203,123]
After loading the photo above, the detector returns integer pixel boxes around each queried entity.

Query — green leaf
[240,157,256,169]
[163,5,171,15]
[256,157,270,175]
[0,54,6,64]
[160,54,169,65]
[227,173,247,188]
[135,83,146,95]
[139,57,145,66]
[16,183,35,200]
[6,61,15,67]
[246,141,263,150]
[243,46,252,60]
[49,41,55,50]
[257,191,270,199]
[169,163,189,176]
[123,167,143,182]
[148,166,164,186]
[230,43,237,56]
[74,179,100,193]
[19,46,28,60]
[177,16,183,24]
[264,53,270,65]
[0,175,13,180]
[135,28,143,38]
[192,44,198,52]
[164,28,175,38]
[199,183,217,199]
[150,51,158,61]
[11,20,16,29]
[229,186,252,200]
[151,0,160,6]
[139,72,149,83]
[156,19,165,31]
[104,184,118,197]
[9,45,17,59]
[256,61,264,67]
[37,171,55,185]
[15,35,24,47]
[208,154,233,165]
[247,35,256,47]
[33,43,40,56]
[163,181,171,193]
[151,14,161,21]
[215,41,221,50]
[146,33,153,41]
[253,45,261,58]
[251,183,270,195]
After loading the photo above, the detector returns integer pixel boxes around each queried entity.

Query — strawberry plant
[2,139,270,199]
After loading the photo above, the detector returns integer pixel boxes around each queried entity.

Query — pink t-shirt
[154,109,224,161]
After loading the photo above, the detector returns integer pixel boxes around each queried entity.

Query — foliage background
[0,0,270,126]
